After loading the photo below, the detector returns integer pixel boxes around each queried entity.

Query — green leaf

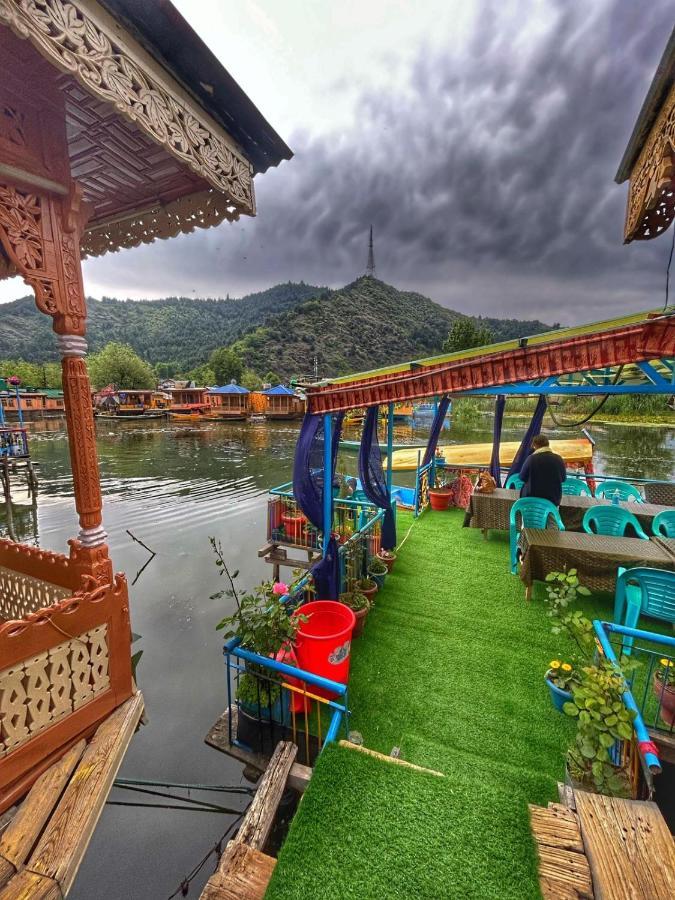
[617,722,633,740]
[577,586,591,596]
[563,702,579,717]
[604,714,618,728]
[599,732,615,749]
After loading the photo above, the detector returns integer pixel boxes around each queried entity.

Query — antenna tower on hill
[365,225,376,278]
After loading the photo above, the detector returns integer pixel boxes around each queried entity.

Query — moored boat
[386,437,593,471]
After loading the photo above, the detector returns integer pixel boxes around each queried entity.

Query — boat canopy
[208,383,250,394]
[262,384,296,396]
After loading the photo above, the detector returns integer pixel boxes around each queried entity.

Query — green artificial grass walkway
[266,509,615,899]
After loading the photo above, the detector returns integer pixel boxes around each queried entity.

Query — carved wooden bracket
[625,82,675,242]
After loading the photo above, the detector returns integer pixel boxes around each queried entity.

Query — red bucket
[293,600,355,698]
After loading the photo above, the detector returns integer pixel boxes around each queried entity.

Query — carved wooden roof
[616,27,675,242]
[0,0,291,257]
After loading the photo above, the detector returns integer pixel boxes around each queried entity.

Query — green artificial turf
[266,509,616,900]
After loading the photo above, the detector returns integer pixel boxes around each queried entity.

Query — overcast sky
[2,0,673,323]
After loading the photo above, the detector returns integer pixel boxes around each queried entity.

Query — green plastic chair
[614,567,675,653]
[509,497,564,574]
[505,474,524,490]
[652,510,675,538]
[582,506,648,539]
[561,477,591,497]
[595,479,643,503]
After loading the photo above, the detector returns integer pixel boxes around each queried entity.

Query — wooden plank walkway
[200,741,297,900]
[530,787,675,900]
[0,691,144,899]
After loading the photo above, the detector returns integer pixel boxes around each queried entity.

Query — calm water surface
[3,414,674,899]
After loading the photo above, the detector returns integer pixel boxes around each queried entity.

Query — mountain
[231,277,551,379]
[0,277,550,378]
[0,282,323,369]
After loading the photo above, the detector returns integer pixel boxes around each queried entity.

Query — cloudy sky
[3,0,674,323]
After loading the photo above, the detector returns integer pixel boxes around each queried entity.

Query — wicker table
[463,488,669,535]
[518,528,675,598]
[644,482,675,506]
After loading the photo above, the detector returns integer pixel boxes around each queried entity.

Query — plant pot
[368,568,386,589]
[236,704,288,756]
[352,605,368,638]
[281,513,307,542]
[359,583,378,604]
[653,673,675,727]
[377,551,396,572]
[429,488,451,511]
[545,673,573,713]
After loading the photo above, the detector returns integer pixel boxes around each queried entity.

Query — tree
[210,347,244,386]
[241,369,263,391]
[442,319,494,353]
[87,342,155,390]
[264,371,280,386]
[0,359,62,389]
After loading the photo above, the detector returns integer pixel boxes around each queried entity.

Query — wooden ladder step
[529,803,594,899]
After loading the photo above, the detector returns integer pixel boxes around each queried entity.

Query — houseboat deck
[265,509,671,899]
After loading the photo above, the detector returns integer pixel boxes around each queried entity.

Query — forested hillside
[232,277,550,378]
[0,282,323,369]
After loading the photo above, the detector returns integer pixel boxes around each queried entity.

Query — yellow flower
[549,660,561,669]
[561,663,572,672]
[659,658,674,668]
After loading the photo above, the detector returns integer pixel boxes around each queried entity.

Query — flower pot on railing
[429,487,451,510]
[545,673,573,713]
[368,560,387,588]
[377,550,396,572]
[281,513,307,542]
[357,578,378,605]
[653,668,675,727]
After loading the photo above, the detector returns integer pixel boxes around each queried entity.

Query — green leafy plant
[546,659,578,692]
[339,591,370,612]
[368,558,387,576]
[544,569,593,657]
[236,673,281,709]
[357,577,377,592]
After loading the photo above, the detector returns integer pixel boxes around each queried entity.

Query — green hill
[231,277,550,379]
[0,282,323,369]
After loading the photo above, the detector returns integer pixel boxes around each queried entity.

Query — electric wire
[545,365,624,428]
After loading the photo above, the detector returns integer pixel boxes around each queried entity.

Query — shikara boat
[386,437,593,471]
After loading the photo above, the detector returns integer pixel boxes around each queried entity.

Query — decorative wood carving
[0,0,254,216]
[625,81,675,242]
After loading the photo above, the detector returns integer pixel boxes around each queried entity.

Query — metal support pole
[322,413,332,554]
[14,385,23,427]
[386,402,394,497]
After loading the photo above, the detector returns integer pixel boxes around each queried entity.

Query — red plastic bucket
[293,600,355,698]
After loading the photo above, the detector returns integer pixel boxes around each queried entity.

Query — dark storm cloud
[85,0,675,322]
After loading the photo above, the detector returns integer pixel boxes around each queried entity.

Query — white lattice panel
[0,624,110,756]
[0,566,70,620]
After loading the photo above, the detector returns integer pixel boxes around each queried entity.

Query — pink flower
[272,582,289,595]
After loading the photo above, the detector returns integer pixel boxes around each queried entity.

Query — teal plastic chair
[595,479,643,503]
[509,497,564,574]
[652,510,675,538]
[614,567,675,653]
[582,506,648,539]
[561,477,591,497]
[505,474,524,490]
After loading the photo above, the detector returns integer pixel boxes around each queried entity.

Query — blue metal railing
[338,507,385,592]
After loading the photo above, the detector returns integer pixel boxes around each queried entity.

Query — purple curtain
[506,395,547,481]
[422,396,450,467]
[489,396,506,486]
[292,411,344,598]
[358,406,396,550]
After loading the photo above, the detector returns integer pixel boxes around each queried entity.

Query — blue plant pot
[368,569,386,589]
[545,675,573,713]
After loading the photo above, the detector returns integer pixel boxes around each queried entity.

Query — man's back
[519,448,566,505]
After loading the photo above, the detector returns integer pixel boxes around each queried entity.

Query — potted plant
[429,475,452,511]
[545,659,578,712]
[653,657,675,727]
[368,557,387,589]
[281,502,307,542]
[357,576,378,604]
[377,548,397,572]
[338,591,370,638]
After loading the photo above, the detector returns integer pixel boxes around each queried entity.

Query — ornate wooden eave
[0,0,265,255]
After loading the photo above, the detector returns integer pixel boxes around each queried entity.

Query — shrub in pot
[377,549,397,572]
[545,659,578,712]
[357,577,378,604]
[653,658,675,727]
[339,591,370,638]
[367,558,387,589]
[429,475,452,511]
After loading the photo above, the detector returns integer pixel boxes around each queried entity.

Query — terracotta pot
[282,513,307,542]
[377,551,396,572]
[359,583,378,604]
[653,673,675,727]
[429,488,451,511]
[352,605,368,638]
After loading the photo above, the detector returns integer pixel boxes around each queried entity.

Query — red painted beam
[307,316,675,414]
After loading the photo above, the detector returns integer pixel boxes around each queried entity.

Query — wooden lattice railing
[0,540,133,812]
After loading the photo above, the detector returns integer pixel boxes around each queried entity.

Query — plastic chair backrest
[652,510,675,538]
[582,506,648,539]
[616,567,675,624]
[510,497,564,531]
[595,480,643,503]
[561,477,591,497]
[505,474,524,490]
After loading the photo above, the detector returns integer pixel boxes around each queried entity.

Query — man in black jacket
[519,434,566,505]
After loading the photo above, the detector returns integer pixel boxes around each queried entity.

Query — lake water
[3,414,674,898]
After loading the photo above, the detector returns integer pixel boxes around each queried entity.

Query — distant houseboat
[0,389,65,418]
[260,384,304,419]
[206,383,250,420]
[168,387,209,418]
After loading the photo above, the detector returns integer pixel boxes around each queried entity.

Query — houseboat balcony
[0,538,133,812]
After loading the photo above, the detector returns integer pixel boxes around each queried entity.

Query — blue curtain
[358,406,396,550]
[506,395,547,481]
[489,396,506,486]
[422,396,450,467]
[292,411,344,598]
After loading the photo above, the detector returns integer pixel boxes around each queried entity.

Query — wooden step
[528,803,593,899]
